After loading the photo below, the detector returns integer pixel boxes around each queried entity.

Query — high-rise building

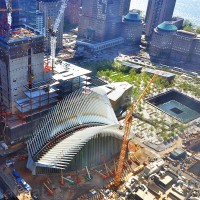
[170,31,197,63]
[36,10,44,33]
[65,0,81,25]
[122,11,143,44]
[149,21,177,59]
[149,22,200,66]
[145,0,176,38]
[19,0,37,27]
[39,0,64,51]
[78,0,130,41]
[25,0,37,28]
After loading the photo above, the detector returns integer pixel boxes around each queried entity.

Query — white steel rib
[26,89,120,174]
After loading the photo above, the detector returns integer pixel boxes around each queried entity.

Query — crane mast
[114,73,158,187]
[0,0,22,28]
[50,0,69,72]
[5,0,12,27]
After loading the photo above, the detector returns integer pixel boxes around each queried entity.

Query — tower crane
[114,73,158,187]
[49,0,69,72]
[0,0,22,28]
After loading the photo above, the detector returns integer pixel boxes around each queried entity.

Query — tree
[196,27,200,34]
[183,19,192,28]
[183,19,193,32]
[183,25,192,32]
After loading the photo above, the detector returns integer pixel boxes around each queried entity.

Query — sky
[130,0,200,26]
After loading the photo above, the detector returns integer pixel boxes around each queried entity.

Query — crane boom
[114,73,158,187]
[50,0,69,71]
[53,0,68,33]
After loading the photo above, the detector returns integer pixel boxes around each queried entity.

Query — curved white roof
[27,89,120,173]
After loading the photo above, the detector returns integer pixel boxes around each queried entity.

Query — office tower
[78,0,131,41]
[65,0,81,25]
[149,21,177,59]
[36,10,44,33]
[39,0,64,51]
[171,31,197,63]
[150,21,200,65]
[17,0,37,28]
[122,11,143,44]
[145,0,176,37]
[25,0,37,28]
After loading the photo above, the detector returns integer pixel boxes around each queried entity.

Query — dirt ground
[1,147,157,200]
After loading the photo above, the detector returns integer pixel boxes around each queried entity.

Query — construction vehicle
[101,154,114,177]
[60,170,64,185]
[61,176,75,185]
[114,73,158,187]
[12,169,31,191]
[0,0,22,28]
[85,166,92,181]
[43,183,54,196]
[131,154,140,165]
[95,170,108,179]
[81,151,92,181]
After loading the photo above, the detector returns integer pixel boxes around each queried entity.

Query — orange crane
[114,73,158,187]
[43,183,54,196]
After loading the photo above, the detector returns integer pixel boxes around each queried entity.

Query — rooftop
[122,61,143,69]
[9,26,40,42]
[0,25,43,44]
[135,189,155,200]
[91,82,132,102]
[172,17,184,21]
[53,62,91,81]
[177,30,197,37]
[143,68,176,78]
[145,159,165,170]
[157,21,178,32]
[171,148,185,156]
[124,11,142,22]
[159,175,173,185]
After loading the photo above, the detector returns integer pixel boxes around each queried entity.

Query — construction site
[0,63,199,200]
[0,1,200,200]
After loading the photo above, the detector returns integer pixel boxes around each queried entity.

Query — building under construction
[0,25,92,144]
